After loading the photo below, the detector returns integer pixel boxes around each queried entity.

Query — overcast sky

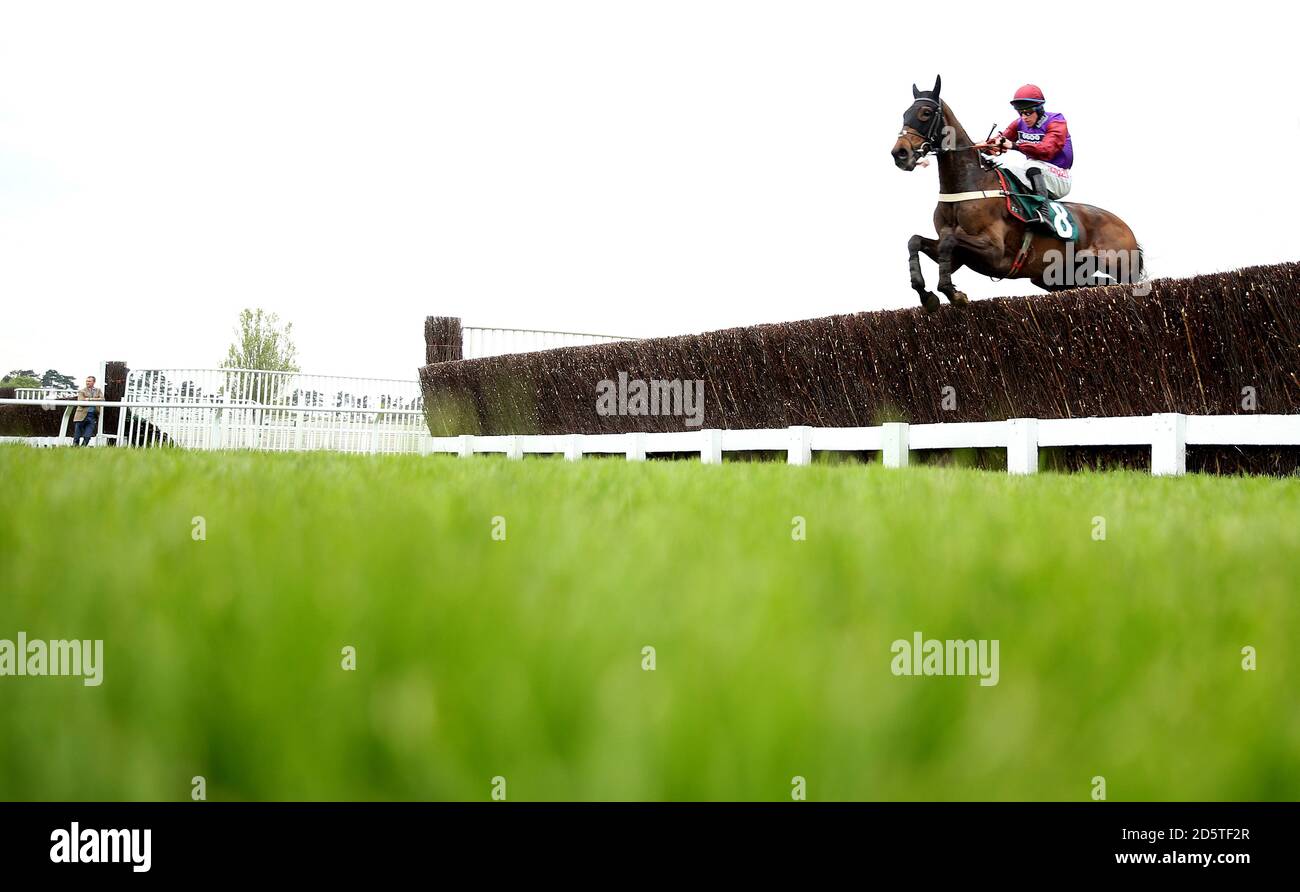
[1,1,1296,381]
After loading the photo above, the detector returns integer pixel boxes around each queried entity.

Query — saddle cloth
[995,169,1081,242]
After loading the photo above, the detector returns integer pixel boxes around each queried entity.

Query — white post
[700,429,723,464]
[882,422,909,468]
[1006,418,1039,475]
[294,386,305,452]
[1151,413,1187,476]
[369,412,381,455]
[457,434,474,458]
[506,435,524,460]
[564,434,583,462]
[787,425,812,466]
[626,432,646,461]
[94,360,107,446]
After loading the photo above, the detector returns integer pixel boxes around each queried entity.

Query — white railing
[121,367,425,453]
[13,387,75,400]
[421,413,1300,476]
[0,398,431,455]
[3,402,1297,476]
[462,327,638,359]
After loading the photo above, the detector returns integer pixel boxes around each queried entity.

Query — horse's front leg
[935,230,969,306]
[907,234,942,313]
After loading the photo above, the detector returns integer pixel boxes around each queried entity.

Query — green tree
[221,309,300,373]
[220,310,301,405]
[220,310,299,374]
[1,369,41,388]
[41,369,77,390]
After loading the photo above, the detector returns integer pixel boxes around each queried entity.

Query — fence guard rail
[3,399,1298,476]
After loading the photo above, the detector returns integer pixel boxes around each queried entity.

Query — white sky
[1,0,1296,381]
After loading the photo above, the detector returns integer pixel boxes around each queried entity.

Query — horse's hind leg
[935,231,969,306]
[908,234,942,313]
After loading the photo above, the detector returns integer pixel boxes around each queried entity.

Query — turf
[1,444,1297,801]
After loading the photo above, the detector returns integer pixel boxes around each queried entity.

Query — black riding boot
[1026,168,1049,198]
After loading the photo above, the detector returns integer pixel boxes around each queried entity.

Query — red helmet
[1011,84,1046,108]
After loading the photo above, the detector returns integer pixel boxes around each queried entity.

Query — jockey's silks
[1010,111,1073,169]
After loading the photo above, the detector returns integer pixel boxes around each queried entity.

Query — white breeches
[986,150,1072,199]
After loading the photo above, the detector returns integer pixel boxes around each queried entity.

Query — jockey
[984,84,1073,200]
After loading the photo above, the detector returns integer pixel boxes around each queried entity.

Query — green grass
[1,444,1298,801]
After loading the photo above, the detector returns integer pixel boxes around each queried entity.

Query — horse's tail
[1136,243,1146,280]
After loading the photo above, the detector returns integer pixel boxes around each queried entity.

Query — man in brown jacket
[72,375,104,446]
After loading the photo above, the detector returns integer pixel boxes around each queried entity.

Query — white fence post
[882,422,909,468]
[787,425,812,466]
[1151,413,1187,476]
[294,387,305,452]
[1006,418,1039,475]
[457,434,474,458]
[626,432,646,461]
[506,435,524,460]
[564,435,583,461]
[700,429,723,464]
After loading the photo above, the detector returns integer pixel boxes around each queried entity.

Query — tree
[41,369,77,390]
[1,370,41,388]
[220,310,300,406]
[221,309,300,373]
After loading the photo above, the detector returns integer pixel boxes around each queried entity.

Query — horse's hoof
[920,292,941,313]
[948,291,969,306]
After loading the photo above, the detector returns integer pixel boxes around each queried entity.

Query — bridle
[897,97,946,159]
[897,97,987,160]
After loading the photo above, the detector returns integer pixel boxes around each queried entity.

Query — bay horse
[891,76,1143,312]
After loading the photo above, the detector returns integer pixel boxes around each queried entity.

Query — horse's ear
[912,83,920,98]
[933,75,942,96]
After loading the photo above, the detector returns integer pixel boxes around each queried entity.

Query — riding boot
[1026,168,1049,198]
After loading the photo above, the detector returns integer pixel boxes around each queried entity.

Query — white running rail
[421,414,1300,476]
[3,402,1297,476]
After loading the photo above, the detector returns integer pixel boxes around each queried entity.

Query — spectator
[72,375,104,446]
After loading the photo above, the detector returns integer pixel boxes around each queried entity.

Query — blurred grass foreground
[1,444,1298,801]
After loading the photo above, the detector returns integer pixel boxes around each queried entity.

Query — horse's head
[892,75,943,171]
